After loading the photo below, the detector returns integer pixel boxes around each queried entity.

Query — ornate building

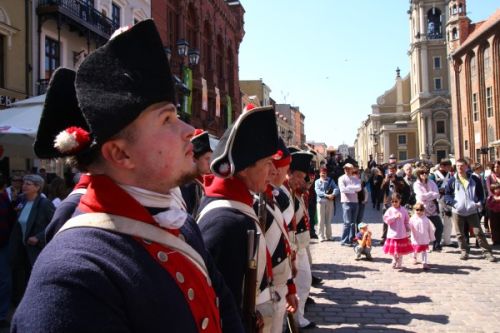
[448,2,500,163]
[0,1,28,107]
[152,0,245,137]
[34,0,149,95]
[408,0,454,163]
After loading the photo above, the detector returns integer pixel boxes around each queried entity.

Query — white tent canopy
[0,94,45,158]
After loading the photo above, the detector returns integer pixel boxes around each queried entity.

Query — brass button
[187,288,195,300]
[157,251,168,262]
[201,317,209,330]
[176,272,185,283]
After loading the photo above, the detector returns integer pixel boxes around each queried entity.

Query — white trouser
[262,284,288,333]
[316,200,333,240]
[439,200,453,241]
[295,247,312,327]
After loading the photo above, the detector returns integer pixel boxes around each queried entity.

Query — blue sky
[238,1,499,148]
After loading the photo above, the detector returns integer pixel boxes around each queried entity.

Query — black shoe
[300,321,317,329]
[442,243,458,248]
[311,275,323,286]
[310,234,319,239]
[0,320,10,328]
[305,296,315,305]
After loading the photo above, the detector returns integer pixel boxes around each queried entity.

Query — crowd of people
[0,19,499,332]
[313,152,500,268]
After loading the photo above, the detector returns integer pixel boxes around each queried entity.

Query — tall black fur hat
[211,104,279,178]
[192,129,213,159]
[75,19,176,145]
[34,68,91,158]
[290,151,314,173]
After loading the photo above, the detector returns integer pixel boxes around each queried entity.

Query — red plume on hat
[54,126,91,154]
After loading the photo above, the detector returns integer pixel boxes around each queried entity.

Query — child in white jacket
[409,202,436,270]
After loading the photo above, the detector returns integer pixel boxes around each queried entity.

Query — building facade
[355,70,417,166]
[448,3,500,163]
[0,1,28,107]
[153,0,245,137]
[34,0,149,95]
[408,0,454,163]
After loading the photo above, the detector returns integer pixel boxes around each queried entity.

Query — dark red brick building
[152,0,245,137]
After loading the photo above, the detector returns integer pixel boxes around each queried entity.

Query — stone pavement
[305,203,500,333]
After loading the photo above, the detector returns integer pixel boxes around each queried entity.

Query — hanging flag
[202,78,208,111]
[215,87,220,117]
[184,67,192,115]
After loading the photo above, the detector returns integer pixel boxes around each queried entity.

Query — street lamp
[173,39,200,122]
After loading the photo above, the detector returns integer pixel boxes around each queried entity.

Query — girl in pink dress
[409,202,436,270]
[383,193,413,268]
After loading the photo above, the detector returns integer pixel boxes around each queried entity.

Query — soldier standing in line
[197,105,279,330]
[262,138,298,332]
[286,150,316,330]
[181,129,213,216]
[12,20,242,333]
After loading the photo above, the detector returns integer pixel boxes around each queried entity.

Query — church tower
[445,0,470,54]
[408,0,453,163]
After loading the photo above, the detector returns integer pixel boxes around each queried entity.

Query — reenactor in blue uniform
[12,20,242,333]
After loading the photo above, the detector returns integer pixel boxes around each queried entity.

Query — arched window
[216,35,224,87]
[427,8,442,39]
[186,4,197,50]
[452,27,458,40]
[458,4,463,13]
[452,5,457,14]
[483,45,491,74]
[202,20,212,77]
[470,54,476,78]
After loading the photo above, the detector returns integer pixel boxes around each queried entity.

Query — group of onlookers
[0,169,74,327]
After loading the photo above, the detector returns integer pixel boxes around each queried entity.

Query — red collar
[204,175,253,206]
[74,173,91,190]
[78,175,155,224]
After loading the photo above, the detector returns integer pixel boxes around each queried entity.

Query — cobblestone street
[306,203,500,332]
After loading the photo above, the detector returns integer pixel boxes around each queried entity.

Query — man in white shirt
[338,163,362,245]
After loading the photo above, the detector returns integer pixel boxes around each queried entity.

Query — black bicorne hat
[34,68,91,158]
[192,129,213,159]
[75,19,176,145]
[210,105,279,178]
[289,151,314,173]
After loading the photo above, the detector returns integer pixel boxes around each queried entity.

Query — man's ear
[100,139,134,169]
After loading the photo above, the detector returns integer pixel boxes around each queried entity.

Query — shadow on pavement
[313,263,379,280]
[311,286,431,306]
[329,326,416,333]
[399,263,481,275]
[306,303,448,328]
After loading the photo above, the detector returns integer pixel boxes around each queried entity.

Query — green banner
[226,95,232,125]
[184,67,193,115]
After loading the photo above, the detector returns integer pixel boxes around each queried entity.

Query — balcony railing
[37,0,118,39]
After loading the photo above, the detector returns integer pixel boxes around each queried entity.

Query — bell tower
[407,0,453,163]
[445,0,470,53]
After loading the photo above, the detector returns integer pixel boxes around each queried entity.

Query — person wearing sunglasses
[409,202,436,270]
[413,167,443,252]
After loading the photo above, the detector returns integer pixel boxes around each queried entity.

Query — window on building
[490,147,496,162]
[111,3,121,29]
[476,149,481,163]
[0,35,4,87]
[470,55,476,77]
[398,134,407,145]
[434,57,441,69]
[436,120,445,134]
[426,8,442,39]
[484,46,491,74]
[452,27,458,39]
[436,150,446,163]
[472,93,478,122]
[486,87,494,117]
[398,151,408,161]
[458,4,463,13]
[44,36,60,79]
[464,140,468,150]
[434,77,442,90]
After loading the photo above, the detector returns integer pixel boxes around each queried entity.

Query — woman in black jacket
[9,174,54,304]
